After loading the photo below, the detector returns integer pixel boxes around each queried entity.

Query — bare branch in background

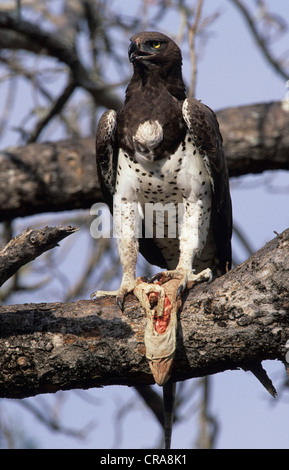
[187,0,204,98]
[27,80,77,143]
[18,396,95,439]
[230,0,289,80]
[0,225,78,287]
[0,11,122,113]
[196,377,218,449]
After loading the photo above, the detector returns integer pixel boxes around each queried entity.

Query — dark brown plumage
[95,31,232,278]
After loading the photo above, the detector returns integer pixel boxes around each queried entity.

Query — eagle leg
[90,288,130,311]
[179,267,213,295]
[90,280,136,311]
[90,275,152,310]
[91,205,142,310]
[150,267,213,298]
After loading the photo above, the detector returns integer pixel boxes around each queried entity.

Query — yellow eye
[152,41,161,49]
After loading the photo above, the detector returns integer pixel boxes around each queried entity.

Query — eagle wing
[95,109,118,211]
[183,97,232,273]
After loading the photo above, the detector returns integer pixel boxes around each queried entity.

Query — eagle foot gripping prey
[134,269,212,386]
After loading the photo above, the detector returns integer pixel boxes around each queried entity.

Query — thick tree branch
[0,138,100,221]
[217,101,289,176]
[0,101,288,222]
[0,225,78,287]
[0,228,288,399]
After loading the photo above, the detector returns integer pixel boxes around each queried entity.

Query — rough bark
[0,138,100,221]
[0,225,78,287]
[0,228,288,399]
[217,101,289,176]
[0,101,288,221]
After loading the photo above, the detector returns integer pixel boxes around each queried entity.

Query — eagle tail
[163,381,176,449]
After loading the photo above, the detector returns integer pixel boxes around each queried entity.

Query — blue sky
[1,0,289,449]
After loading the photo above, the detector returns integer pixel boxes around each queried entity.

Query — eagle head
[128,31,182,71]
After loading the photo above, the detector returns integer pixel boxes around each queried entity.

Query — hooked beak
[128,41,138,63]
[129,40,151,63]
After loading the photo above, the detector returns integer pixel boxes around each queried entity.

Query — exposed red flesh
[147,283,172,334]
